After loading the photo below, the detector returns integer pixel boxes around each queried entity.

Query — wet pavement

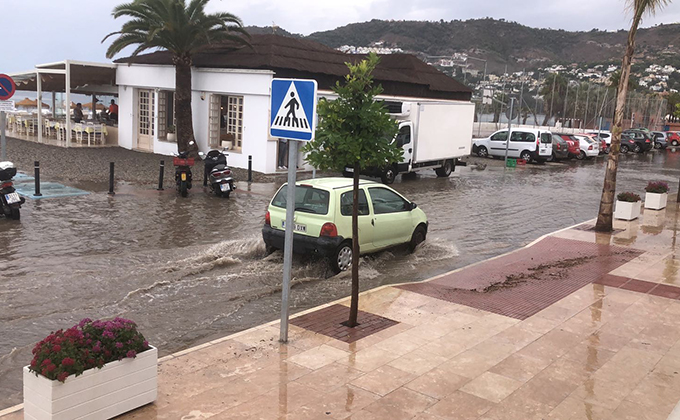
[1,149,680,409]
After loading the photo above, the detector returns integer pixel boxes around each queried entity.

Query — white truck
[346,101,475,184]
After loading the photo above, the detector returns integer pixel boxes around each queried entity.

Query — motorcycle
[173,149,195,198]
[200,149,236,198]
[0,161,25,220]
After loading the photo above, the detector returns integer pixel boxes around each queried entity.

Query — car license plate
[345,167,354,173]
[181,173,187,181]
[5,192,20,204]
[281,221,307,233]
[220,183,231,192]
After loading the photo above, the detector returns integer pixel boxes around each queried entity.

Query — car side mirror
[410,202,417,211]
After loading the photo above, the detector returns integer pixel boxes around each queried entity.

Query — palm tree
[103,0,249,154]
[595,0,669,232]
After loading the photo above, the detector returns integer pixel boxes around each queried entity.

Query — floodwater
[1,150,679,407]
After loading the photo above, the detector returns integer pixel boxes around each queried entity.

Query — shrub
[617,192,641,202]
[645,181,669,194]
[29,318,150,382]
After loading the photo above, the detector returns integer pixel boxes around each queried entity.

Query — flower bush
[29,318,150,382]
[617,192,641,202]
[645,181,669,194]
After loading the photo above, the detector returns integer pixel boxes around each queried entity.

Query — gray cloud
[4,0,680,74]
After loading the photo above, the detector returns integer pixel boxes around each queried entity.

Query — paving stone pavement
[4,205,680,420]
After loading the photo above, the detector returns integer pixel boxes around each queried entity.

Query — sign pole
[504,97,515,167]
[280,139,298,342]
[1,111,6,161]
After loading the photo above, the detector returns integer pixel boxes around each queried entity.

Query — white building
[115,35,472,174]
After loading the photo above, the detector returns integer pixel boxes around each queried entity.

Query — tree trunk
[595,14,641,232]
[174,55,198,156]
[347,161,361,328]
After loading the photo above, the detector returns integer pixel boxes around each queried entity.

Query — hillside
[304,18,680,73]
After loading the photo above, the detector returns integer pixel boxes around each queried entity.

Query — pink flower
[57,372,69,382]
[41,359,52,367]
[126,350,136,358]
[115,342,123,349]
[52,345,61,352]
[47,364,56,372]
[61,357,75,367]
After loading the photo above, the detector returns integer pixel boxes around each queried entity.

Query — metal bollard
[248,155,253,183]
[677,177,680,203]
[157,160,165,191]
[108,162,115,195]
[34,161,42,197]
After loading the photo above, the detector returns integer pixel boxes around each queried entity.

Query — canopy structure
[9,60,117,146]
[14,98,50,109]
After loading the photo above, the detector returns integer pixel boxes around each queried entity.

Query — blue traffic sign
[270,79,317,141]
[0,74,16,101]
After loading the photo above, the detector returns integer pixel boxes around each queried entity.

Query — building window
[158,90,175,142]
[209,94,244,152]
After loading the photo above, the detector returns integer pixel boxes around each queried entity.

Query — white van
[473,128,553,162]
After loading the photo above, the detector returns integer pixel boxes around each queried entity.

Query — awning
[10,61,117,95]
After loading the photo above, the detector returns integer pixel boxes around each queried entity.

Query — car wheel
[409,225,427,252]
[265,245,277,256]
[435,159,454,177]
[520,150,532,162]
[633,143,642,153]
[9,208,20,220]
[620,145,629,154]
[655,142,662,149]
[332,242,353,273]
[577,151,586,160]
[673,140,679,147]
[477,146,488,158]
[546,153,554,162]
[380,166,397,184]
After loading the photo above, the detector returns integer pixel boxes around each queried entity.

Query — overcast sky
[4,0,680,74]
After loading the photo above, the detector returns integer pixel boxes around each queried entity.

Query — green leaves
[303,53,401,173]
[102,0,249,60]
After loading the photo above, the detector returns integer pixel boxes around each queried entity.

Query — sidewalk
[4,204,680,419]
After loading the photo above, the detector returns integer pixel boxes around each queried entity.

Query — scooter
[173,148,195,198]
[0,161,25,220]
[200,149,236,198]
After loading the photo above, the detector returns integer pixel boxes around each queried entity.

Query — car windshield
[271,185,330,215]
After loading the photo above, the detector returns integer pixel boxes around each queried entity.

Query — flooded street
[1,150,679,408]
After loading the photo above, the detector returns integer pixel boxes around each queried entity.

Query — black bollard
[34,161,42,197]
[157,160,165,191]
[677,177,680,203]
[248,155,253,183]
[108,162,115,195]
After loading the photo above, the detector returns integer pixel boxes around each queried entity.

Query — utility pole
[549,73,557,126]
[505,97,515,167]
[573,82,580,128]
[562,82,570,128]
[583,83,591,129]
[518,68,525,125]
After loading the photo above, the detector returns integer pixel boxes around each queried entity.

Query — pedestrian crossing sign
[270,78,317,141]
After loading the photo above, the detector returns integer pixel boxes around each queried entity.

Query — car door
[488,130,508,157]
[509,130,534,157]
[367,187,413,249]
[338,188,374,252]
[395,124,413,173]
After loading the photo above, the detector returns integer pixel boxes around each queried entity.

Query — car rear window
[272,185,330,215]
[540,133,552,144]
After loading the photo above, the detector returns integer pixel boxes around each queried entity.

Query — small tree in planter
[615,192,642,221]
[24,318,157,420]
[644,181,669,210]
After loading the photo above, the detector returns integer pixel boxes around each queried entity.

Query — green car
[262,178,428,272]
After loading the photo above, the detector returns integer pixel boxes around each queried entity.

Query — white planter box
[166,133,176,142]
[615,200,641,221]
[23,346,157,420]
[644,192,668,210]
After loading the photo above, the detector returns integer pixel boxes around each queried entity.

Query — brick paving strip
[398,236,643,320]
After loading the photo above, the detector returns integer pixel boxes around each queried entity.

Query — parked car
[262,178,428,272]
[622,129,654,153]
[666,131,680,147]
[573,135,599,159]
[473,128,552,162]
[547,135,570,162]
[586,130,612,145]
[652,131,668,149]
[555,134,580,159]
[583,133,609,154]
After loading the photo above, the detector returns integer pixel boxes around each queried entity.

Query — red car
[667,132,680,147]
[556,134,580,159]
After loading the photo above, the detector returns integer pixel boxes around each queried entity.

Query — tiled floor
[5,206,680,420]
